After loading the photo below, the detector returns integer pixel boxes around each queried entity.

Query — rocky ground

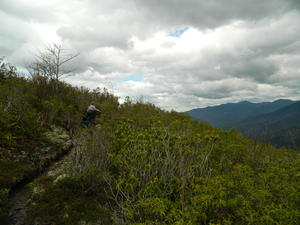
[5,149,74,225]
[3,128,80,225]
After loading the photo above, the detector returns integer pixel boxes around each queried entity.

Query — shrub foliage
[1,59,299,224]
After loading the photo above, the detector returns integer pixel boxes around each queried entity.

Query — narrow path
[5,147,75,225]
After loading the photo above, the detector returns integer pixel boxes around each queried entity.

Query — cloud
[1,0,300,111]
[0,0,64,23]
[132,0,299,28]
[0,11,31,56]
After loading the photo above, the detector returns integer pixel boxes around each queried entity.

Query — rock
[44,126,72,150]
[53,174,68,183]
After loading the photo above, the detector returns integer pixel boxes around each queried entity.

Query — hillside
[1,60,300,225]
[186,99,295,129]
[236,101,300,149]
[0,59,119,223]
[186,100,300,150]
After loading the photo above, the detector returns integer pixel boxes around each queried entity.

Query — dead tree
[28,43,79,81]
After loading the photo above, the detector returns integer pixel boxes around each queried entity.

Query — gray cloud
[0,11,29,56]
[132,0,299,28]
[1,0,300,111]
[0,0,62,23]
[221,58,279,83]
[0,10,45,66]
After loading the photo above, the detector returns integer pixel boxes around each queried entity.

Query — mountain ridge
[236,101,300,149]
[186,99,296,129]
[186,99,300,150]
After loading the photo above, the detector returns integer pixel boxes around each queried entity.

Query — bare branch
[59,53,80,66]
[28,43,80,81]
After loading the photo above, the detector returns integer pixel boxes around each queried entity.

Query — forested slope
[186,100,295,130]
[186,100,300,150]
[236,101,300,149]
[1,60,299,224]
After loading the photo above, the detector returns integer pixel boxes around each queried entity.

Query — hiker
[81,103,100,127]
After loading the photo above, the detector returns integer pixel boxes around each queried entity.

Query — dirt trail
[3,128,93,225]
[5,148,75,225]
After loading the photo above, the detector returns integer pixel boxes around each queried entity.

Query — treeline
[1,59,300,224]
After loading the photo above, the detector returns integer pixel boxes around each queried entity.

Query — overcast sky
[1,0,300,111]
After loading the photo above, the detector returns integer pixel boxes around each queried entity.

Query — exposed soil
[4,148,74,225]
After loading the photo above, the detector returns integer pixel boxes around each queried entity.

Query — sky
[1,0,300,111]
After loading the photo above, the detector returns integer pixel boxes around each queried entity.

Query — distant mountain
[186,99,300,150]
[186,99,295,129]
[236,101,300,149]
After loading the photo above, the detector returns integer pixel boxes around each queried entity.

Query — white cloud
[1,0,300,111]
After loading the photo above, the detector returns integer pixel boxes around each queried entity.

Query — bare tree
[28,43,79,81]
